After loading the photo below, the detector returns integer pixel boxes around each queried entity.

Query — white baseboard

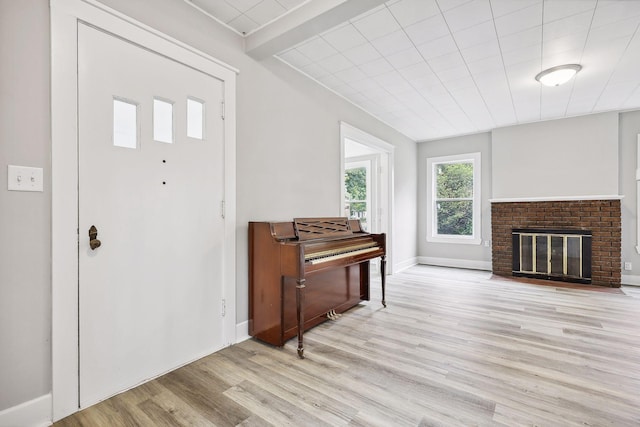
[621,274,640,286]
[0,393,51,427]
[394,257,418,273]
[418,256,492,271]
[235,321,250,344]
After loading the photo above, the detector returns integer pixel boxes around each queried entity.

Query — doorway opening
[340,122,394,273]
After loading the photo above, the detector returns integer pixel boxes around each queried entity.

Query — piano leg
[380,255,387,307]
[296,278,306,359]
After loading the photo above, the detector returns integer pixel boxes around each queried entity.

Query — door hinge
[220,200,225,219]
[221,298,226,317]
[221,100,225,120]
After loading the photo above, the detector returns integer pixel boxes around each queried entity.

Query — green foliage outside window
[345,167,367,229]
[435,162,473,236]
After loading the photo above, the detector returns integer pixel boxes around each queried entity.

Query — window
[344,161,371,231]
[426,152,481,244]
[113,98,138,149]
[153,98,174,143]
[187,97,204,140]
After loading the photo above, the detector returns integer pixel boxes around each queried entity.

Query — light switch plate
[8,165,44,192]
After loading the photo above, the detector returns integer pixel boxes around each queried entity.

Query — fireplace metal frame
[512,228,592,284]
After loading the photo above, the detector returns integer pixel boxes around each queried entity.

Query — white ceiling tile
[445,75,476,91]
[494,2,542,37]
[227,14,259,33]
[321,24,368,52]
[388,0,440,27]
[467,55,504,75]
[594,81,639,110]
[542,10,593,40]
[300,62,330,79]
[277,48,312,68]
[373,71,414,92]
[592,0,640,28]
[398,61,436,80]
[359,58,395,77]
[542,32,588,57]
[499,26,542,53]
[501,43,540,67]
[342,43,382,65]
[489,0,540,19]
[316,74,345,89]
[586,15,640,44]
[296,37,338,61]
[329,83,359,97]
[443,0,492,33]
[408,74,443,90]
[404,14,450,45]
[435,64,470,82]
[275,0,306,9]
[371,30,414,56]
[385,48,424,69]
[191,0,241,23]
[245,0,286,25]
[352,8,401,41]
[427,51,465,72]
[316,54,354,73]
[437,0,474,12]
[543,0,596,23]
[349,78,383,93]
[226,0,261,13]
[460,38,501,62]
[416,35,458,60]
[334,67,369,83]
[622,85,640,109]
[453,20,497,50]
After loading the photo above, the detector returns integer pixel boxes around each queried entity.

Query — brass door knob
[89,225,101,250]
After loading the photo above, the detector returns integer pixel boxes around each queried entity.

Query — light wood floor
[55,265,640,426]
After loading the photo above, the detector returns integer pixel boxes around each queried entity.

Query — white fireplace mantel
[489,195,624,203]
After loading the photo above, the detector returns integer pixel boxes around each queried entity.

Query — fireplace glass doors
[512,229,592,283]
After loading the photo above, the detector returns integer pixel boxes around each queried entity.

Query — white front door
[78,23,226,407]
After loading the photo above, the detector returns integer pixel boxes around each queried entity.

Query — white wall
[417,132,492,269]
[1,0,418,414]
[0,0,51,412]
[619,110,640,281]
[492,112,619,199]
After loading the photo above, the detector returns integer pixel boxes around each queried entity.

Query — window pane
[436,200,472,236]
[345,167,368,231]
[153,98,173,143]
[113,99,137,149]
[187,98,204,139]
[436,162,473,199]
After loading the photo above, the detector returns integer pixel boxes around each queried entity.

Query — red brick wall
[491,200,621,287]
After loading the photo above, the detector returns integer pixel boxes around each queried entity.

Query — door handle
[89,225,101,250]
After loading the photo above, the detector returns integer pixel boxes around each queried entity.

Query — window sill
[426,235,482,245]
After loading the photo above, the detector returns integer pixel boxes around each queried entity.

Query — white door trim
[51,0,237,421]
[339,122,394,273]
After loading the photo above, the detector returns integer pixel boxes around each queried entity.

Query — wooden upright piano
[249,217,386,358]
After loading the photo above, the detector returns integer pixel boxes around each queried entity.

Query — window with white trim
[426,152,481,244]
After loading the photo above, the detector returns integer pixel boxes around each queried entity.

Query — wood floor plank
[54,265,640,426]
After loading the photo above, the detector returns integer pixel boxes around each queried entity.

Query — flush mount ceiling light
[535,64,582,87]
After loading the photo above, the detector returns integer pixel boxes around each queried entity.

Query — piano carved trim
[249,217,386,359]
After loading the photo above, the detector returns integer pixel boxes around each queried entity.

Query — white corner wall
[0,0,52,414]
[492,112,619,199]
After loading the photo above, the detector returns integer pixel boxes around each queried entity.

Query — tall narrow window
[426,152,481,244]
[113,98,137,149]
[187,98,204,140]
[153,98,173,143]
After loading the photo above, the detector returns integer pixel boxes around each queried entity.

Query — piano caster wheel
[297,348,304,359]
[382,300,387,308]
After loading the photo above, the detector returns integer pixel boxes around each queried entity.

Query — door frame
[51,0,238,420]
[339,122,394,273]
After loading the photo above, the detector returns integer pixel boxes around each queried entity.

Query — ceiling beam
[244,0,387,59]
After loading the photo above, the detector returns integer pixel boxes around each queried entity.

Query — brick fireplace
[491,198,622,287]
